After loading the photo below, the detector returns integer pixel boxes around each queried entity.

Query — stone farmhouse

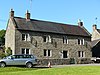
[92,25,100,41]
[5,9,92,65]
[92,25,100,57]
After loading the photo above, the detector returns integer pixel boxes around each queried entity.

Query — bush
[0,50,6,59]
[5,47,12,56]
[0,47,12,58]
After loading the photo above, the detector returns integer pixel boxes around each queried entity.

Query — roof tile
[14,17,90,37]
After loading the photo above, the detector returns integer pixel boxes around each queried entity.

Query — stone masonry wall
[15,30,92,65]
[5,19,15,55]
[92,29,100,41]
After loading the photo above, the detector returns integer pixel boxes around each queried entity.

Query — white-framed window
[78,51,85,58]
[43,35,51,43]
[62,50,68,58]
[78,39,84,45]
[63,36,68,44]
[21,48,30,54]
[43,49,52,57]
[22,33,30,41]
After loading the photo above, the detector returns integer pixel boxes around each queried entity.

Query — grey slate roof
[13,17,91,37]
[91,39,100,47]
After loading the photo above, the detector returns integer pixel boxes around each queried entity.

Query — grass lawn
[0,66,100,75]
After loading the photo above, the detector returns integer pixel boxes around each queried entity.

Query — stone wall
[92,29,100,41]
[37,59,70,65]
[5,19,15,55]
[37,58,92,65]
[14,30,92,64]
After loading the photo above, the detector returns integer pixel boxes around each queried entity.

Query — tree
[0,47,12,58]
[5,47,12,56]
[0,29,6,45]
[0,50,6,59]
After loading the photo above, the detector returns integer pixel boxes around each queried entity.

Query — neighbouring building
[92,25,100,57]
[92,25,100,41]
[5,9,92,65]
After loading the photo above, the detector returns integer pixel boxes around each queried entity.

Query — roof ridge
[14,16,78,27]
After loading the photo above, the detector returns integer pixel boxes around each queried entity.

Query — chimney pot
[78,19,83,26]
[93,24,97,30]
[9,8,14,18]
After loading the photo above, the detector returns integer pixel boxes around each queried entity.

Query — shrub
[5,47,12,56]
[0,50,6,59]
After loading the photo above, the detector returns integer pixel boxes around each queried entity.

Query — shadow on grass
[0,65,50,73]
[13,65,49,69]
[5,65,49,68]
[0,65,50,74]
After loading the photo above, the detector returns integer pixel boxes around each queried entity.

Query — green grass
[0,66,100,75]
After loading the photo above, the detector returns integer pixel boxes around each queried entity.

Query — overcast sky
[0,0,100,33]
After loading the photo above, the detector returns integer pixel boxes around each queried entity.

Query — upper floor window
[43,36,46,42]
[63,36,68,44]
[22,33,30,41]
[43,35,51,43]
[78,39,84,45]
[78,51,85,58]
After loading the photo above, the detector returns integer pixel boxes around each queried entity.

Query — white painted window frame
[77,39,85,45]
[22,33,30,41]
[43,35,52,43]
[78,51,85,58]
[63,36,68,44]
[44,49,52,57]
[20,48,31,54]
[62,50,69,59]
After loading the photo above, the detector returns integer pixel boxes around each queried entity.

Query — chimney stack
[93,24,97,30]
[9,8,14,18]
[25,10,30,21]
[78,19,83,27]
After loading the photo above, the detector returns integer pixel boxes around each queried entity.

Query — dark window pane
[22,34,25,41]
[63,37,64,43]
[22,48,25,54]
[44,49,46,56]
[81,40,83,45]
[63,51,67,58]
[82,51,84,57]
[43,36,46,42]
[26,49,29,54]
[78,51,81,57]
[78,39,80,45]
[48,50,50,56]
[66,39,67,44]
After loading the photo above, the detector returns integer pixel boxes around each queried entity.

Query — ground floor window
[21,48,30,54]
[62,51,68,58]
[43,49,52,57]
[78,51,85,58]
